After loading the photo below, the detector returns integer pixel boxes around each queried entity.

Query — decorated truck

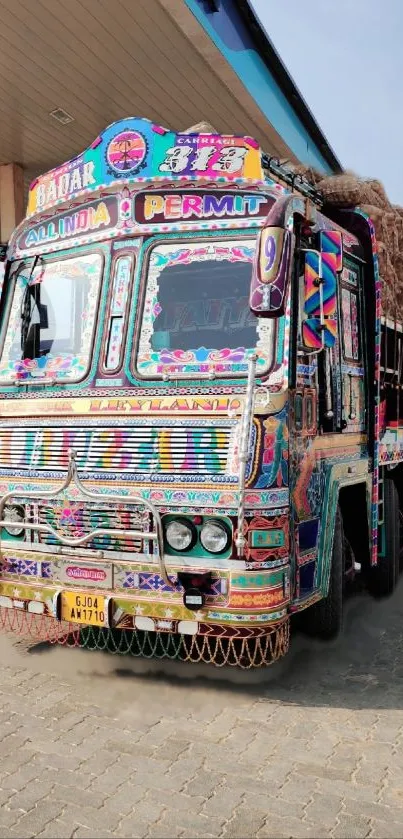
[0,117,401,668]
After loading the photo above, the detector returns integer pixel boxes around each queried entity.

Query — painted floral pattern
[136,240,273,377]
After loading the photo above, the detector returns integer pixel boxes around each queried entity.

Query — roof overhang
[0,0,299,204]
[180,0,342,175]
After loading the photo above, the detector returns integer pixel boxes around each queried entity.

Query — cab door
[296,235,366,436]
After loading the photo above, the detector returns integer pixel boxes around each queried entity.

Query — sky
[250,0,403,204]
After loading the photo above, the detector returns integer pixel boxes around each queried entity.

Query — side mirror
[249,226,293,317]
[250,193,320,318]
[301,230,343,350]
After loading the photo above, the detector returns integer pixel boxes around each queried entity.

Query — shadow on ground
[3,576,403,712]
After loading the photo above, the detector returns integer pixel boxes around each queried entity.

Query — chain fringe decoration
[0,609,290,669]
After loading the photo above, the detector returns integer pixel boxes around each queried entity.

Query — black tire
[301,505,344,639]
[369,477,399,597]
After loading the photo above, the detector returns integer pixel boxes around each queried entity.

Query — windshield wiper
[20,255,39,357]
[20,256,48,362]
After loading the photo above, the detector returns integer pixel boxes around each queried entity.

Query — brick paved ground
[1,581,403,839]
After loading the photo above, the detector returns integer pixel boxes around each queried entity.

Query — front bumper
[0,547,290,635]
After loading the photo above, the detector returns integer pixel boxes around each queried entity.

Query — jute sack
[297,169,403,321]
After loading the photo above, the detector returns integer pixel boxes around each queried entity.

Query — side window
[339,259,366,433]
[340,263,361,363]
[103,254,133,372]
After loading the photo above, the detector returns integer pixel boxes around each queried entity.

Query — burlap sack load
[287,165,403,322]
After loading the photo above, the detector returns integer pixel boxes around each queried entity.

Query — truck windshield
[0,252,102,383]
[136,238,273,377]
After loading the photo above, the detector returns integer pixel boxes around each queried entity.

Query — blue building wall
[185,0,333,174]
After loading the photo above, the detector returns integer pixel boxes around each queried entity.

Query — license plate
[60,591,106,626]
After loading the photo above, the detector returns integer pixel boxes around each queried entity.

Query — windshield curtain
[136,238,274,378]
[0,252,102,383]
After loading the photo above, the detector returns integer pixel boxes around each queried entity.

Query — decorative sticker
[342,265,358,287]
[350,292,359,360]
[134,190,272,226]
[110,256,132,316]
[105,255,132,371]
[341,286,360,361]
[106,130,147,174]
[341,287,353,359]
[26,117,264,218]
[18,196,118,252]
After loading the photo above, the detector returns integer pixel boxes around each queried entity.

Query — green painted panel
[250,529,284,548]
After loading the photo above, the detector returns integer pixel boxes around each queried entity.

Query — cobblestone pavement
[1,582,403,839]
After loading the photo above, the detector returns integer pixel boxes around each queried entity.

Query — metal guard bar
[0,521,157,548]
[0,449,175,588]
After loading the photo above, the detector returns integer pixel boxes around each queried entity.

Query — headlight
[165,520,194,552]
[200,521,229,554]
[3,505,25,537]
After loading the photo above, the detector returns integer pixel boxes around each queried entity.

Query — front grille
[37,501,150,554]
[0,422,235,476]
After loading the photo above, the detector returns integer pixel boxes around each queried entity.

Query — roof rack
[262,154,323,206]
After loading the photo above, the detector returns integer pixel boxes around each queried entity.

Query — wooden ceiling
[0,0,294,196]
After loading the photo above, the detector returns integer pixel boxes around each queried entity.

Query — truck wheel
[301,505,344,639]
[369,477,399,597]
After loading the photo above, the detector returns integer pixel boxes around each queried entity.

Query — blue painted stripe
[185,0,332,173]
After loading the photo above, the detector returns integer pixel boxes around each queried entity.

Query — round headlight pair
[3,505,25,537]
[165,518,229,555]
